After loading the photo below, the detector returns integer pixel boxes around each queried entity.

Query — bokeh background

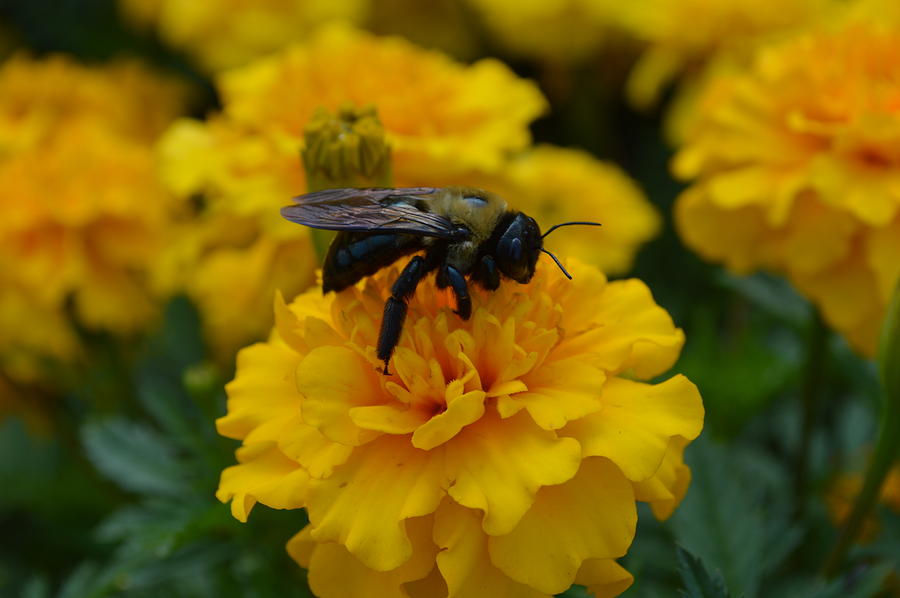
[1,0,898,596]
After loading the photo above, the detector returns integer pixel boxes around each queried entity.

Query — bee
[281,186,600,374]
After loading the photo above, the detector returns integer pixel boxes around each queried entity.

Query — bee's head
[495,212,542,283]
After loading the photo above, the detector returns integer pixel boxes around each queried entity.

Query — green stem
[823,280,900,577]
[794,310,827,512]
[822,399,900,577]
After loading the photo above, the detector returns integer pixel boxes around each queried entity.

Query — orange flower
[217,259,704,597]
[673,21,900,355]
[0,55,187,379]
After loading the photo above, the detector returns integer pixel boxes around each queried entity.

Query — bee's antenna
[541,248,572,279]
[541,221,602,239]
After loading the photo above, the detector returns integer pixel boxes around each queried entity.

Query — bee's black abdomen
[322,232,426,293]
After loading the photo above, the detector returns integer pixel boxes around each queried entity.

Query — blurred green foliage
[1,1,897,596]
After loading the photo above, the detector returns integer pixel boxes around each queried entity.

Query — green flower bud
[302,103,393,192]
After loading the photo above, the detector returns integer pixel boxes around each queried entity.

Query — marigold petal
[156,118,216,197]
[675,186,773,274]
[216,443,309,522]
[286,525,315,568]
[273,290,309,352]
[296,345,384,446]
[562,279,685,378]
[633,436,692,520]
[793,249,881,332]
[218,341,301,440]
[706,166,777,210]
[277,418,354,479]
[781,196,858,275]
[563,375,703,482]
[403,565,448,598]
[411,387,486,451]
[290,517,439,598]
[445,411,581,535]
[434,501,549,598]
[350,404,429,435]
[504,358,606,430]
[489,458,636,594]
[867,219,900,301]
[306,435,447,571]
[574,559,634,598]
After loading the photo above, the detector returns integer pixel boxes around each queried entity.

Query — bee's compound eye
[509,237,523,262]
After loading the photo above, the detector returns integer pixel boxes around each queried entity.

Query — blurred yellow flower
[611,0,829,110]
[157,24,547,356]
[0,55,187,379]
[391,145,660,277]
[463,0,615,64]
[673,22,900,355]
[496,145,659,275]
[118,0,371,72]
[216,259,704,597]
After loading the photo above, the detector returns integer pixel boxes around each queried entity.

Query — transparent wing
[281,187,467,239]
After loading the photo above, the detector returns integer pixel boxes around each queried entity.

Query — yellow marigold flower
[610,0,829,110]
[493,145,660,275]
[673,22,900,355]
[157,24,547,356]
[0,55,186,377]
[216,260,704,597]
[118,0,370,72]
[462,0,615,64]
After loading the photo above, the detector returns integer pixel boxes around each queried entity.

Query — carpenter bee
[281,187,600,374]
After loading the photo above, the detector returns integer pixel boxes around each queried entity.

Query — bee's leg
[378,255,430,375]
[474,255,500,291]
[439,265,471,320]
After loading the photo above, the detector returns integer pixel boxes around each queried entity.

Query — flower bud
[302,103,393,192]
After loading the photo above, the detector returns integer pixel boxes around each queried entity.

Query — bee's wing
[281,187,466,239]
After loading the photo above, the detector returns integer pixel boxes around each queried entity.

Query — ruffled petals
[288,517,439,598]
[444,411,581,535]
[563,375,703,481]
[216,443,309,522]
[633,436,692,520]
[575,559,634,598]
[434,501,549,598]
[488,458,636,594]
[296,345,385,446]
[218,341,301,439]
[305,435,447,571]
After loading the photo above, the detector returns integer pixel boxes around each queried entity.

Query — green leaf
[0,418,58,506]
[145,296,206,371]
[864,510,900,567]
[110,540,235,594]
[677,546,733,598]
[676,312,799,436]
[96,499,204,558]
[671,440,801,598]
[21,577,51,598]
[56,563,105,598]
[771,563,893,598]
[81,419,190,497]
